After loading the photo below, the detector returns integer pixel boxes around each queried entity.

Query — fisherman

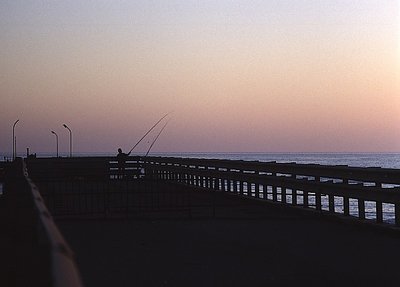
[117,148,131,179]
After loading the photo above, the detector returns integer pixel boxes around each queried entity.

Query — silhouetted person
[117,148,131,179]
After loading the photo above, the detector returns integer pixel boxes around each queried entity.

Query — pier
[2,156,400,286]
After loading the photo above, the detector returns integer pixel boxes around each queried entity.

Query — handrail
[24,156,400,227]
[142,156,400,227]
[4,159,84,287]
[144,156,400,184]
[22,160,84,287]
[26,155,400,184]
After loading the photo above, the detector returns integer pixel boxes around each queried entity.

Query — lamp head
[63,124,67,128]
[51,131,56,135]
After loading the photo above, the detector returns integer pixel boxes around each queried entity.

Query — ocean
[153,152,400,169]
[5,152,400,168]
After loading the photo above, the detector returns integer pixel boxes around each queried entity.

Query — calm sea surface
[153,153,400,169]
[3,152,400,169]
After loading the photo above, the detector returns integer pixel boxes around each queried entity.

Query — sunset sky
[1,1,399,155]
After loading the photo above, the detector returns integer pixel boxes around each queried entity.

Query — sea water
[4,152,400,169]
[154,152,400,169]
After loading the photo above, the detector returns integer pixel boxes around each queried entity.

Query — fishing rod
[145,119,170,156]
[128,112,170,154]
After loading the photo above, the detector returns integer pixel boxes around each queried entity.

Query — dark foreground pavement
[58,200,400,287]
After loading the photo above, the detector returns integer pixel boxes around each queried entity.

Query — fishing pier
[2,156,400,286]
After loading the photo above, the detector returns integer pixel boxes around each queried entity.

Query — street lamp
[63,124,72,157]
[12,119,19,160]
[51,131,59,157]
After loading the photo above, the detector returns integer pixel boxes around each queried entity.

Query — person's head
[118,148,122,154]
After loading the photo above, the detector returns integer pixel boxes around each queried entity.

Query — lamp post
[12,119,19,160]
[63,124,72,157]
[51,131,59,157]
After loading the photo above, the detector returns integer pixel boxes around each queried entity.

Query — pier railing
[25,156,400,226]
[26,157,194,218]
[141,156,400,226]
[3,159,83,287]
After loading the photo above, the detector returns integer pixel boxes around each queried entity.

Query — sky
[0,0,399,155]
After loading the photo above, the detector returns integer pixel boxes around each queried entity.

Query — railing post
[328,194,335,213]
[263,184,268,200]
[255,183,260,199]
[315,190,322,211]
[358,199,366,220]
[395,204,400,227]
[342,179,349,216]
[272,185,277,202]
[227,178,231,192]
[292,188,297,206]
[281,186,286,203]
[213,178,218,217]
[375,182,383,223]
[343,197,350,216]
[291,174,297,205]
[303,190,309,208]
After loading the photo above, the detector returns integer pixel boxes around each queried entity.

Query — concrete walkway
[58,195,400,287]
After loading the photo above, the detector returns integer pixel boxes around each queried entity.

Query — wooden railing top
[143,156,400,185]
[25,155,400,185]
[7,158,83,287]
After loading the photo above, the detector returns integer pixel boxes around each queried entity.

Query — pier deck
[58,191,400,287]
[4,156,400,287]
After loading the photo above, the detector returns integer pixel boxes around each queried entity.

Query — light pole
[63,124,72,157]
[12,119,19,160]
[51,131,59,157]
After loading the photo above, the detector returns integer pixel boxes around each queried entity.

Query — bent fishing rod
[128,112,170,154]
[145,119,170,157]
